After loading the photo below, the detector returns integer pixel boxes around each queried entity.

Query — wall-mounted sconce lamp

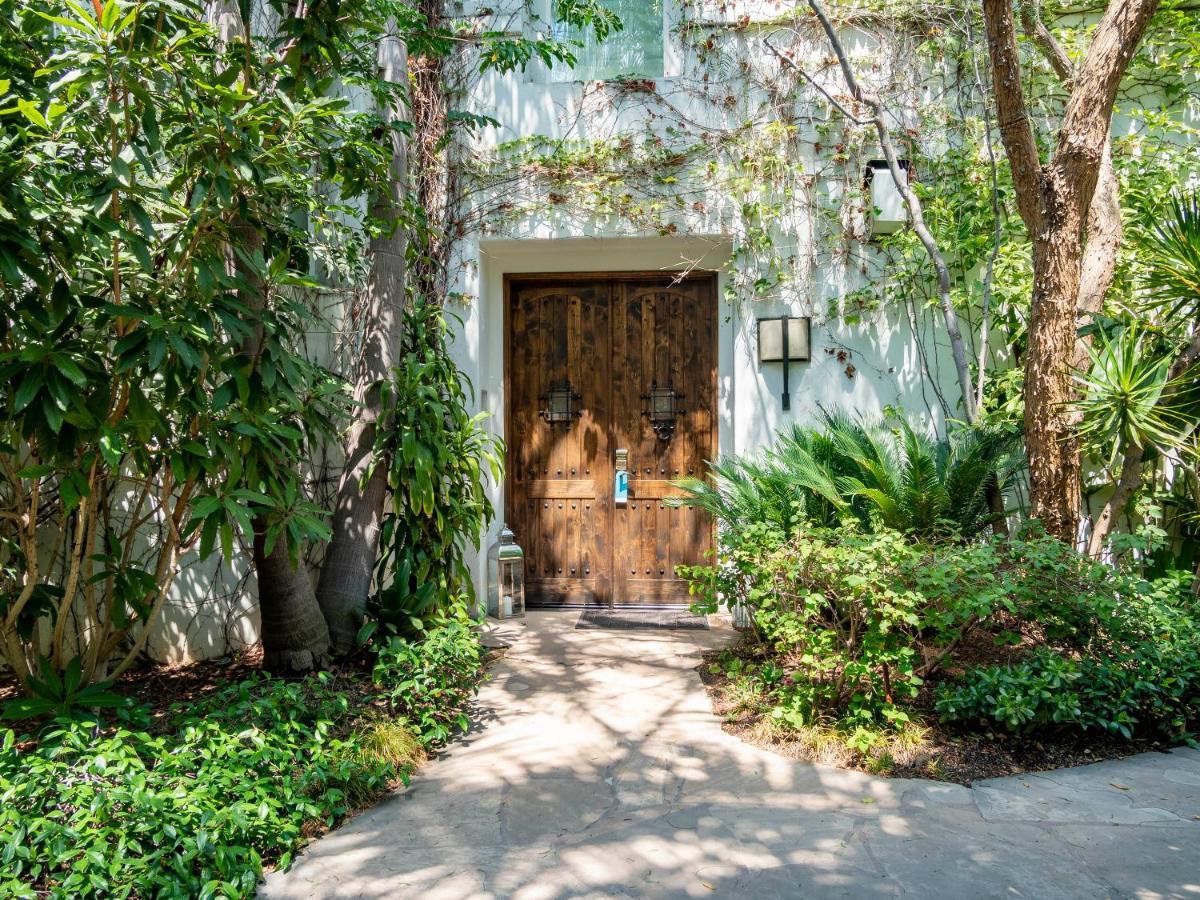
[864,159,911,236]
[539,379,582,426]
[757,315,811,411]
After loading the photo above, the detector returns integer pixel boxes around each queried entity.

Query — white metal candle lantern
[487,525,526,620]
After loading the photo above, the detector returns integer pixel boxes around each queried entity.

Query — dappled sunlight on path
[261,612,1200,899]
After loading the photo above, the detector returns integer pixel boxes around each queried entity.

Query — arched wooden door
[504,273,717,607]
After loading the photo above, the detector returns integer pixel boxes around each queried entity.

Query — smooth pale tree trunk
[316,35,408,654]
[235,223,332,671]
[983,0,1160,544]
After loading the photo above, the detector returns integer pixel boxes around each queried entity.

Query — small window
[535,0,664,82]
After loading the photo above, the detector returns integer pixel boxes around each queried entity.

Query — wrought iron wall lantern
[643,380,684,441]
[757,315,811,411]
[539,379,582,425]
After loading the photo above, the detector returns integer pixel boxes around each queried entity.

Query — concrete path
[262,611,1200,899]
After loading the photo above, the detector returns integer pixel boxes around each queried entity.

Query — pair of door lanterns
[539,379,683,442]
[487,525,526,621]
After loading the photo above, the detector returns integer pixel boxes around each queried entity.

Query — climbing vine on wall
[434,1,1197,429]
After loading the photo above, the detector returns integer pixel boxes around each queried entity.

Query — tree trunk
[1013,5,1124,369]
[1086,445,1145,558]
[211,3,331,671]
[316,34,408,654]
[1025,199,1087,542]
[406,0,452,301]
[234,223,332,672]
[255,534,331,671]
[983,0,1160,544]
[1074,145,1123,354]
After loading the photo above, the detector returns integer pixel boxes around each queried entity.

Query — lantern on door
[642,380,683,441]
[487,525,526,620]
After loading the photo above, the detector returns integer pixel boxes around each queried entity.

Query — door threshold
[525,603,695,611]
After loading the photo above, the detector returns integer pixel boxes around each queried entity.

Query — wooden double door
[505,273,717,607]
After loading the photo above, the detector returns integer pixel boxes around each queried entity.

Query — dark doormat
[575,608,710,630]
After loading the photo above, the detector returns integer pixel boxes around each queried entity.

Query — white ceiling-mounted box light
[865,159,911,236]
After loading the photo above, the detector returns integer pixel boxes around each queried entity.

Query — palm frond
[676,409,1016,541]
[1075,326,1192,464]
[1138,190,1200,319]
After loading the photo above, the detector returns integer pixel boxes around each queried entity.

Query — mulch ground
[0,642,509,735]
[698,643,1180,786]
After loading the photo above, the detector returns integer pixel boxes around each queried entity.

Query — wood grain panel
[627,480,691,498]
[527,480,597,499]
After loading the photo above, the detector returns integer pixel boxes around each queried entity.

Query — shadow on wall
[146,548,261,664]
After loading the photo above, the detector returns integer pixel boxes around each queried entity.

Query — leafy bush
[372,610,483,745]
[685,519,1200,741]
[0,617,483,898]
[937,572,1200,738]
[370,302,502,637]
[676,411,1018,543]
[688,527,1009,728]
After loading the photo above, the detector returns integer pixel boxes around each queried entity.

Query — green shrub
[687,527,1008,728]
[373,611,483,746]
[371,302,502,638]
[937,572,1200,738]
[0,617,483,898]
[685,520,1200,741]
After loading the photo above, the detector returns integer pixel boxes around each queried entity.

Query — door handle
[614,448,628,507]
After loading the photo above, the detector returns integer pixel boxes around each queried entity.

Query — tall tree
[982,0,1160,542]
[316,33,408,655]
[217,3,335,671]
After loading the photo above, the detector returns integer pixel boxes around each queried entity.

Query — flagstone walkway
[261,611,1200,899]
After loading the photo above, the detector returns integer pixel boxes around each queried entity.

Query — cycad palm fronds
[1139,191,1200,319]
[895,420,952,534]
[944,424,1022,537]
[768,427,848,525]
[675,410,1017,541]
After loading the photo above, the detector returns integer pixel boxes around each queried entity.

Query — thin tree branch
[1017,0,1076,85]
[806,0,977,422]
[982,0,1046,236]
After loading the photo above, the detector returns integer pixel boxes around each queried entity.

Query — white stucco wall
[443,2,970,602]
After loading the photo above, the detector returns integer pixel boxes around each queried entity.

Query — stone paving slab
[260,611,1200,899]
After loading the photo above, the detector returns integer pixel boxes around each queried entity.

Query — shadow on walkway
[261,611,1200,899]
